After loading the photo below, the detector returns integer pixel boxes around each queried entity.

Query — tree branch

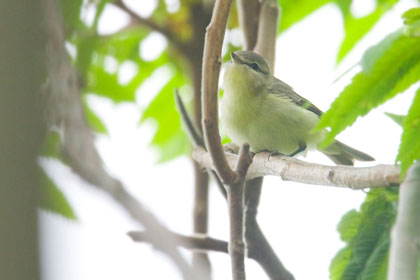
[243,178,294,280]
[113,0,182,48]
[201,0,236,185]
[44,1,196,279]
[236,0,260,51]
[253,0,279,71]
[129,228,293,275]
[175,90,227,197]
[388,160,420,280]
[193,148,400,189]
[128,231,229,254]
[227,144,253,280]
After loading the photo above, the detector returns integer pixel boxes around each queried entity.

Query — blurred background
[2,0,418,279]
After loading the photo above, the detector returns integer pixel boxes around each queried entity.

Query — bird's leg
[288,142,307,157]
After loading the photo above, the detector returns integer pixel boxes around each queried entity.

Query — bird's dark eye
[250,63,259,71]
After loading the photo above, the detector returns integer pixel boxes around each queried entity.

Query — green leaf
[40,168,77,220]
[336,0,398,63]
[83,98,108,134]
[337,210,361,242]
[330,247,353,280]
[278,0,332,32]
[330,189,397,280]
[317,33,420,146]
[402,7,420,24]
[403,7,420,37]
[141,67,190,163]
[361,30,402,73]
[96,27,150,62]
[358,236,389,280]
[397,87,420,176]
[384,112,405,127]
[87,65,135,102]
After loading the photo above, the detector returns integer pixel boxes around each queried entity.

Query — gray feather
[267,78,323,117]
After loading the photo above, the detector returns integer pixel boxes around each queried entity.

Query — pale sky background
[40,0,419,279]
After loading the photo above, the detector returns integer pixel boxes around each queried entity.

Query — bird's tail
[322,140,375,166]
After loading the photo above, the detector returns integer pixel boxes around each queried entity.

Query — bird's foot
[288,142,307,157]
[263,150,284,161]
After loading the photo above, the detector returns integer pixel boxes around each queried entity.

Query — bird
[220,50,374,165]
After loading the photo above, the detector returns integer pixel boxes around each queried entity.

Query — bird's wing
[267,78,323,117]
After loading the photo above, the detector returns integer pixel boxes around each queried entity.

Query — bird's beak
[231,52,240,64]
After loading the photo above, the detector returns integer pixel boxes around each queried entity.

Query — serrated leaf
[336,0,398,63]
[330,189,397,280]
[359,236,389,280]
[278,0,332,32]
[83,98,108,134]
[317,34,420,146]
[330,247,352,280]
[40,168,77,220]
[397,87,420,176]
[337,209,361,242]
[141,68,190,162]
[384,112,405,127]
[361,30,402,73]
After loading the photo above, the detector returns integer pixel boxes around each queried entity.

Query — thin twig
[193,148,400,189]
[175,90,227,197]
[175,90,204,147]
[129,227,293,278]
[128,231,229,254]
[113,0,182,47]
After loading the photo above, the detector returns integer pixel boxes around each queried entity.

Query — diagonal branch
[128,231,229,254]
[175,90,226,197]
[44,1,196,279]
[113,0,182,48]
[193,148,400,189]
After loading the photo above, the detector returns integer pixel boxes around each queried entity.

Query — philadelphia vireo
[221,51,374,165]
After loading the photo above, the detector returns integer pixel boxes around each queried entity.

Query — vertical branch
[236,0,260,50]
[201,1,254,279]
[253,0,279,71]
[190,22,211,276]
[245,179,295,280]
[236,0,294,279]
[228,144,253,280]
[388,161,420,280]
[202,0,236,184]
[0,1,44,279]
